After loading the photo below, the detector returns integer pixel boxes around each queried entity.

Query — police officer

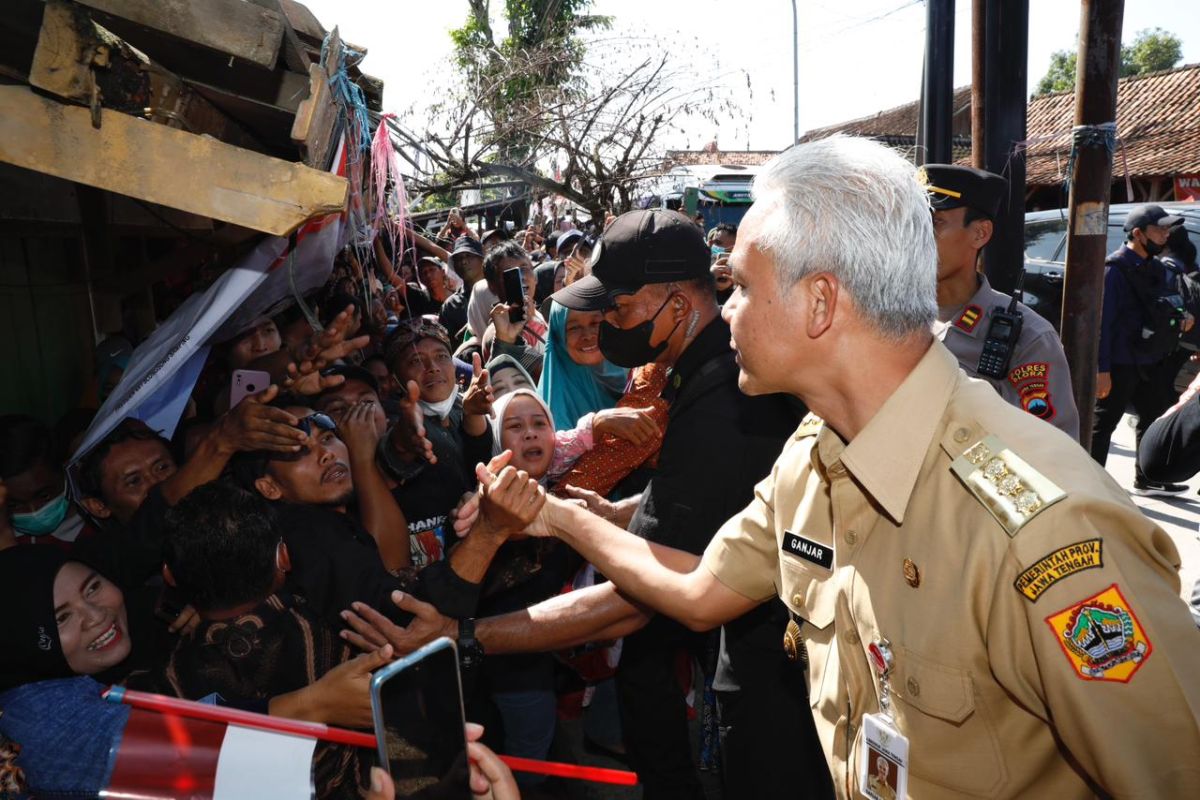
[484,138,1200,798]
[923,164,1080,441]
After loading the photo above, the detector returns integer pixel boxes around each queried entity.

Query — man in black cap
[345,209,829,799]
[922,164,1079,440]
[440,235,486,339]
[1093,203,1191,495]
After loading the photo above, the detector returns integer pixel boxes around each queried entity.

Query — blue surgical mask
[10,489,70,536]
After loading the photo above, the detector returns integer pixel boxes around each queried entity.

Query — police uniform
[924,164,1080,441]
[701,341,1200,798]
[935,276,1080,440]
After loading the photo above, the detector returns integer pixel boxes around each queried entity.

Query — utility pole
[980,0,1028,295]
[1060,0,1124,450]
[918,0,955,165]
[970,0,986,169]
[792,0,799,144]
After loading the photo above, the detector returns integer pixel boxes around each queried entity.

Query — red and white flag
[103,708,318,800]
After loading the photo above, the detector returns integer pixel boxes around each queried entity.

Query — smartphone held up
[370,638,470,799]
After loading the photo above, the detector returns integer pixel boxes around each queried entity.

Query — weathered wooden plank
[30,1,264,151]
[74,0,286,69]
[0,86,347,236]
[290,61,337,169]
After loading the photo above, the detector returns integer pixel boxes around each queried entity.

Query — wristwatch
[457,617,485,671]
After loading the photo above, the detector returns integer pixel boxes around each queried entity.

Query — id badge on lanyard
[858,639,909,800]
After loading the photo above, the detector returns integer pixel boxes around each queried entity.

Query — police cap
[919,164,1008,219]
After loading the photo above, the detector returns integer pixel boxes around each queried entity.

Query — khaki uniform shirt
[935,276,1080,441]
[702,342,1200,799]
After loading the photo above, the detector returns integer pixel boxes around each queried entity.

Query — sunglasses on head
[294,413,337,436]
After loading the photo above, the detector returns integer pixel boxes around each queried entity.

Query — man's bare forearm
[476,582,650,655]
[545,499,724,630]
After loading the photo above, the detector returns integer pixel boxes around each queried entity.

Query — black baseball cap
[451,235,484,258]
[551,209,710,311]
[557,229,584,255]
[1123,204,1184,232]
[919,164,1008,218]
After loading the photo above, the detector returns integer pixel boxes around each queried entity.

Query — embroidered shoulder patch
[950,435,1065,536]
[796,413,824,439]
[954,305,983,333]
[1014,539,1103,602]
[1008,362,1056,421]
[1045,584,1151,682]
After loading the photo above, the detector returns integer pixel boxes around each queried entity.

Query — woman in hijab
[538,301,627,431]
[472,388,578,792]
[0,546,372,798]
[0,547,153,796]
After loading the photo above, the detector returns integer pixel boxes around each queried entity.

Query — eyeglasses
[294,413,337,436]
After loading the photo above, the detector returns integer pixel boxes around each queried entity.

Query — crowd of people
[2,135,1200,800]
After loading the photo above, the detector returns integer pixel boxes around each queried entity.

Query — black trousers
[716,668,834,799]
[1091,360,1177,478]
[616,618,706,800]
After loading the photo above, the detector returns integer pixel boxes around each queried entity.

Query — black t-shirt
[274,503,480,625]
[438,289,470,340]
[384,403,493,570]
[623,317,805,691]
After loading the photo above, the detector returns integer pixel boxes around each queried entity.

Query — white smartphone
[370,637,469,798]
[230,369,271,408]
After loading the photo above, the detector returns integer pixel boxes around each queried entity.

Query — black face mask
[599,294,682,368]
[1143,238,1164,257]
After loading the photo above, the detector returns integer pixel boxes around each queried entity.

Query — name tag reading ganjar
[782,531,833,570]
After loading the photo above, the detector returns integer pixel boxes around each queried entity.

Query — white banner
[70,138,350,468]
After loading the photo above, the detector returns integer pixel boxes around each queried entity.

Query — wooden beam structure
[30,1,264,151]
[73,0,286,70]
[0,85,347,236]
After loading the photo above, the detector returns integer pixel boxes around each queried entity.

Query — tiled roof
[795,63,1200,186]
[1024,62,1200,185]
[799,86,973,142]
[663,150,780,167]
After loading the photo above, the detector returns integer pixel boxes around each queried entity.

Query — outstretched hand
[217,384,306,454]
[389,380,436,464]
[476,457,547,537]
[305,644,393,729]
[340,592,456,657]
[451,451,513,538]
[461,352,494,417]
[284,306,370,395]
[593,406,660,447]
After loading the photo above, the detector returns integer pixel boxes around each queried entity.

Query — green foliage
[1035,49,1078,96]
[1034,28,1183,97]
[1121,27,1183,77]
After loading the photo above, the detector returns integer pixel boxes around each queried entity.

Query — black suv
[1021,202,1200,330]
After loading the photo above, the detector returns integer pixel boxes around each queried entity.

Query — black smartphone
[370,638,469,799]
[502,267,526,323]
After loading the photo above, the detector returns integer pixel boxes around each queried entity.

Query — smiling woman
[537,301,627,431]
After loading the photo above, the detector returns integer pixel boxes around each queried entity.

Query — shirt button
[828,462,846,478]
[844,529,858,545]
[792,593,803,607]
[953,427,971,443]
[906,677,921,697]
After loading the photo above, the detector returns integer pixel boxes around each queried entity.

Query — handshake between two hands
[450,450,597,541]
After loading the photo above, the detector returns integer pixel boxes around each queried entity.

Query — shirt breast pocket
[779,557,837,710]
[892,646,1007,797]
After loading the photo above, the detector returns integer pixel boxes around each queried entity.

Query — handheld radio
[976,271,1026,379]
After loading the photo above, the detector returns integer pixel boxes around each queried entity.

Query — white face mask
[420,386,459,420]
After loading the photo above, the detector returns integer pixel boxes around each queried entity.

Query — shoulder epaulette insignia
[950,435,1065,536]
[796,413,824,439]
[954,304,983,333]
